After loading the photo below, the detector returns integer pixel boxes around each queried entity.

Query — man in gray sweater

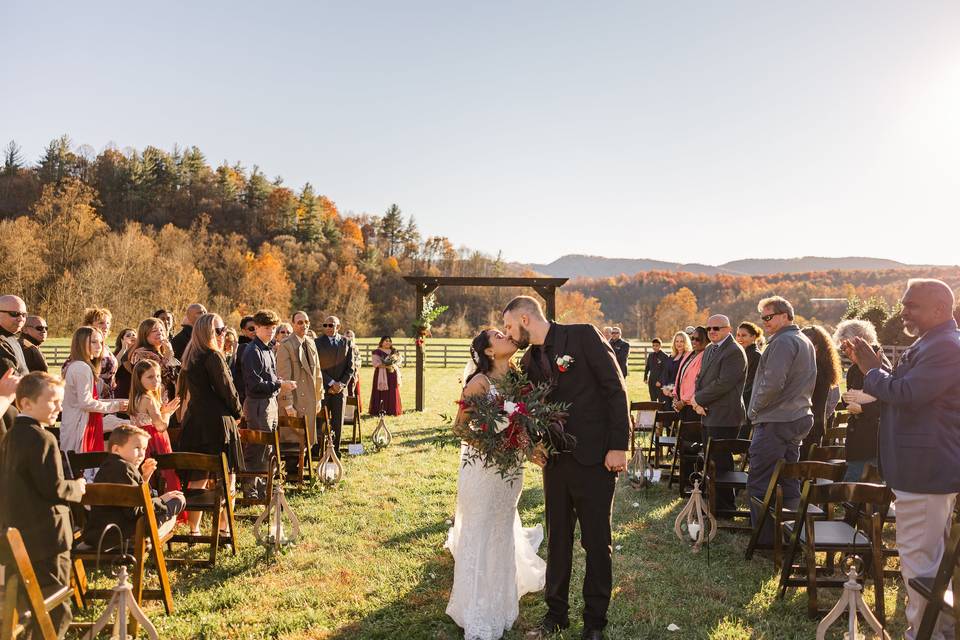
[746,295,816,542]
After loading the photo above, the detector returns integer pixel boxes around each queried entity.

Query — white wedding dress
[445,378,546,640]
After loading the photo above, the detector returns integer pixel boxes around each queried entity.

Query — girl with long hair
[130,359,182,493]
[60,326,127,454]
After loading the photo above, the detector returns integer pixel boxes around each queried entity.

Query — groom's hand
[604,450,627,473]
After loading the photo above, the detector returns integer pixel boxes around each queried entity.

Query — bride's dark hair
[466,330,494,386]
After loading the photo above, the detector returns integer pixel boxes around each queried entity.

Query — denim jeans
[747,415,814,545]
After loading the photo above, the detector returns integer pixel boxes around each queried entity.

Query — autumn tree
[32,178,107,277]
[557,290,605,326]
[654,287,702,339]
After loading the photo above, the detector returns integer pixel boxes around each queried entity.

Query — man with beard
[20,315,49,372]
[502,296,629,640]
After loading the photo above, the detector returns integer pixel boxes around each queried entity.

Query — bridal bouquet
[446,369,576,482]
[383,352,404,372]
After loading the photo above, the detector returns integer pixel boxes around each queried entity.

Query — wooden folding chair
[278,415,315,484]
[913,516,960,640]
[235,428,280,512]
[0,527,73,640]
[154,452,237,567]
[345,396,363,444]
[808,444,846,464]
[778,481,892,622]
[629,401,660,456]
[70,482,176,618]
[702,438,751,529]
[650,410,679,476]
[822,427,847,447]
[669,420,703,495]
[744,460,847,567]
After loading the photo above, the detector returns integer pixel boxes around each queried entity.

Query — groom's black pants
[543,453,617,630]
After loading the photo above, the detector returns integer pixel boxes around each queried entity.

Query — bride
[445,328,546,640]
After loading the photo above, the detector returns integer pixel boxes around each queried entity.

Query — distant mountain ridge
[521,254,938,279]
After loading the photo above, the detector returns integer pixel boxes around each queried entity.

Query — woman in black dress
[176,313,242,535]
[735,321,764,438]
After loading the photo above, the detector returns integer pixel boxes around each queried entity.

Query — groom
[503,296,630,640]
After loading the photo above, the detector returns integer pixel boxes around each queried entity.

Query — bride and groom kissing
[445,296,631,640]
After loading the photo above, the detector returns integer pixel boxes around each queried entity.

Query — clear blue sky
[2,1,958,266]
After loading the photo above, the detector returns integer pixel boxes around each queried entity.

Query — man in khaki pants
[277,311,324,448]
[846,279,960,640]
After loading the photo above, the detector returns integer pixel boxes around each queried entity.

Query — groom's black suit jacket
[521,323,631,466]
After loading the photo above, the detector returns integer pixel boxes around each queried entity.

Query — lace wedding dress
[445,378,546,640]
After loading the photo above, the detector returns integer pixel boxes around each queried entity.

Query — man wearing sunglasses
[0,295,29,436]
[692,315,747,513]
[231,315,257,404]
[19,315,49,373]
[315,316,355,453]
[745,296,816,544]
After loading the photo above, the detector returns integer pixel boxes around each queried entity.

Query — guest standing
[692,315,747,512]
[315,315,355,452]
[177,313,243,536]
[369,336,403,416]
[660,331,692,407]
[84,307,118,398]
[0,294,29,377]
[112,328,137,401]
[276,311,324,447]
[344,329,363,415]
[273,323,292,354]
[170,303,208,360]
[19,315,49,372]
[241,309,296,498]
[60,326,127,454]
[223,327,238,368]
[746,296,816,544]
[833,319,889,481]
[153,309,174,336]
[672,326,707,422]
[231,315,256,403]
[799,325,842,459]
[129,359,182,492]
[846,279,960,640]
[608,327,630,378]
[127,317,178,401]
[735,321,764,438]
[643,337,670,403]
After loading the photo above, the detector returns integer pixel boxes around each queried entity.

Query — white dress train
[445,383,546,640]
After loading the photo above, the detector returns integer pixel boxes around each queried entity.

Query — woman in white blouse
[60,326,128,453]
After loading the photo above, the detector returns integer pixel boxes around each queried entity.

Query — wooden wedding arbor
[403,276,568,411]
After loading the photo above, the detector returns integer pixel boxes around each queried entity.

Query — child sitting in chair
[82,424,185,547]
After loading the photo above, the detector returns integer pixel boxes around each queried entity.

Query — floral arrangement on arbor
[440,369,576,483]
[411,294,448,347]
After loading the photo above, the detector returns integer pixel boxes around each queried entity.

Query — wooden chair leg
[130,534,147,637]
[778,521,803,600]
[805,528,818,618]
[71,558,87,609]
[210,504,221,566]
[772,513,783,571]
[2,573,19,639]
[151,532,174,614]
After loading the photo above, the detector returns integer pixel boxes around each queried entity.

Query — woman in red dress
[369,336,403,416]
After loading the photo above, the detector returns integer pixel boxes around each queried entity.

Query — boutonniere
[555,354,575,373]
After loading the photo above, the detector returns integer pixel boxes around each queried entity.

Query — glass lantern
[318,431,344,487]
[372,413,393,450]
[626,448,650,489]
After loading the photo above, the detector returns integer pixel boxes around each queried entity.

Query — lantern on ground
[626,448,650,489]
[254,458,301,552]
[815,556,891,640]
[673,474,717,553]
[372,413,393,450]
[318,431,344,486]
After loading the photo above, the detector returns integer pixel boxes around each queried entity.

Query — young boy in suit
[82,424,185,547]
[0,372,86,638]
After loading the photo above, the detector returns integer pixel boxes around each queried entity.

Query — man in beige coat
[276,310,324,447]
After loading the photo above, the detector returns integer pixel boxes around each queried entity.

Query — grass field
[66,366,905,639]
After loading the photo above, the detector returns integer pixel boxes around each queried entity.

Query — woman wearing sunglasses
[671,326,709,422]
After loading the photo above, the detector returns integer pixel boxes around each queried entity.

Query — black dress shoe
[581,629,605,640]
[525,617,570,638]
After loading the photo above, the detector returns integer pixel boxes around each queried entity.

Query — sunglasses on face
[28,325,49,332]
[706,326,728,332]
[0,310,26,319]
[760,313,783,322]
[214,326,227,336]
[691,337,702,343]
[244,326,256,332]
[322,323,336,328]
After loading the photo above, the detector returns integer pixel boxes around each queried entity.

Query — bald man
[693,314,747,513]
[846,278,960,639]
[170,303,208,360]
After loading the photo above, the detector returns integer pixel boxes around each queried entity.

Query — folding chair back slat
[0,527,67,640]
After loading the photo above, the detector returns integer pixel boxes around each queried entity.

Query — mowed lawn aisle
[73,368,907,639]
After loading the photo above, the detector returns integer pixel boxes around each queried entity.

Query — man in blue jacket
[847,278,960,640]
